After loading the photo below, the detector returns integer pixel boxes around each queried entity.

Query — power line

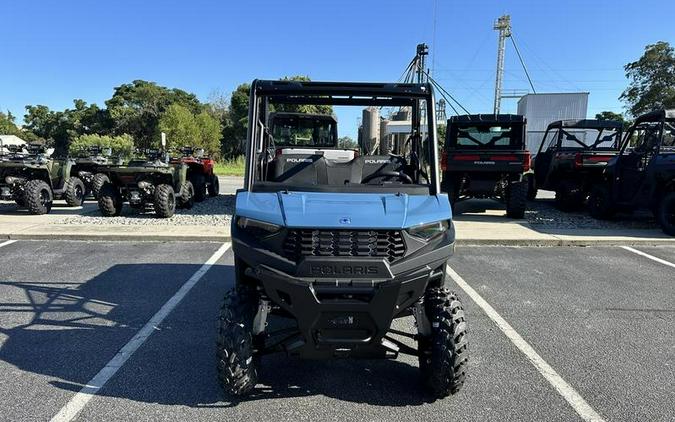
[509,33,536,93]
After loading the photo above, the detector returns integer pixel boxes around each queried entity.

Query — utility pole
[493,15,511,114]
[415,43,429,83]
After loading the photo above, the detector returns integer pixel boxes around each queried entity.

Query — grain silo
[361,107,380,154]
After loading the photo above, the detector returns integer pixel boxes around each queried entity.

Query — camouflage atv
[96,149,194,218]
[0,144,86,214]
[72,146,124,199]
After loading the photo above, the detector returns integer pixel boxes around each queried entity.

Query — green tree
[0,111,20,136]
[106,80,203,148]
[23,100,108,156]
[69,134,134,159]
[158,104,199,149]
[595,111,625,122]
[221,83,250,159]
[620,41,675,116]
[337,136,358,149]
[158,104,222,157]
[194,110,222,159]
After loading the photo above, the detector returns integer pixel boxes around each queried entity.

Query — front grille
[283,229,405,263]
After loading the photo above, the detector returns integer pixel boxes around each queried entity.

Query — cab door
[617,122,661,203]
[534,128,558,189]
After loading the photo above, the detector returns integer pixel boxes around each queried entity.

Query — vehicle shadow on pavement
[0,262,432,409]
[231,355,434,407]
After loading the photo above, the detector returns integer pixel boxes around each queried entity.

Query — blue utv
[217,80,468,399]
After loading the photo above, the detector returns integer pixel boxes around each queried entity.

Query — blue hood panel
[235,191,452,229]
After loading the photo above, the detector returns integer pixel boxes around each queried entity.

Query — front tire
[98,182,124,216]
[216,286,261,396]
[208,174,220,197]
[588,185,615,219]
[64,177,86,207]
[193,174,207,202]
[153,184,176,218]
[91,173,110,199]
[178,180,195,209]
[24,180,53,215]
[656,192,675,236]
[419,287,469,399]
[506,180,527,219]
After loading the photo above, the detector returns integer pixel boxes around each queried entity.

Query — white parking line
[0,240,17,249]
[50,242,232,422]
[621,246,675,269]
[446,266,605,422]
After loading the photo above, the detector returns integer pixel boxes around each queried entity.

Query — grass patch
[213,156,246,176]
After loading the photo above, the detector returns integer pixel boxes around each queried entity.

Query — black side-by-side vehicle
[588,109,675,235]
[441,114,530,218]
[532,119,623,210]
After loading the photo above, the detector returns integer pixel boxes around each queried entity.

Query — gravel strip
[525,199,658,230]
[53,194,235,226]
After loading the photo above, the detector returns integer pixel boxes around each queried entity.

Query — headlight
[407,220,449,240]
[137,180,152,189]
[237,216,281,238]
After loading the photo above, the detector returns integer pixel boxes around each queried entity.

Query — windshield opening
[559,128,621,150]
[270,113,337,148]
[246,83,438,195]
[448,123,523,150]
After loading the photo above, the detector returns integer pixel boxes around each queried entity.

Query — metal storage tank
[361,107,380,154]
[517,93,589,153]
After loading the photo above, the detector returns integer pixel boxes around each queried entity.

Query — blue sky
[1,0,674,139]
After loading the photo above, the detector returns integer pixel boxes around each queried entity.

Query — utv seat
[352,155,408,184]
[267,154,326,185]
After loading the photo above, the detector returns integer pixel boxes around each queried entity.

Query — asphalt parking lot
[0,240,673,421]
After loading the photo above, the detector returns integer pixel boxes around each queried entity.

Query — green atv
[72,146,124,199]
[0,144,86,214]
[96,149,194,218]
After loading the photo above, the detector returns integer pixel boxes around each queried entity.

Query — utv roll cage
[244,80,440,194]
[540,119,623,151]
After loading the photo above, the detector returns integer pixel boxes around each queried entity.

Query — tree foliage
[620,41,675,116]
[337,136,358,149]
[24,100,107,156]
[69,134,134,159]
[158,104,222,157]
[106,80,202,149]
[1,111,21,136]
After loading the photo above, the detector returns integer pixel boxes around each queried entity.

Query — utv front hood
[235,191,452,229]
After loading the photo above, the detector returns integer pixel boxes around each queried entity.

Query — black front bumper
[233,227,454,359]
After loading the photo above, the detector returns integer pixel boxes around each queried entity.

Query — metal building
[517,93,589,153]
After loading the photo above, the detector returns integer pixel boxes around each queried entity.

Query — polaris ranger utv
[269,112,355,162]
[440,114,530,218]
[218,80,467,399]
[588,109,675,235]
[97,149,193,218]
[533,119,623,210]
[0,144,85,214]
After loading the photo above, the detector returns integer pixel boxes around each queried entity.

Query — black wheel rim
[76,185,83,202]
[39,189,49,206]
[168,193,175,209]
